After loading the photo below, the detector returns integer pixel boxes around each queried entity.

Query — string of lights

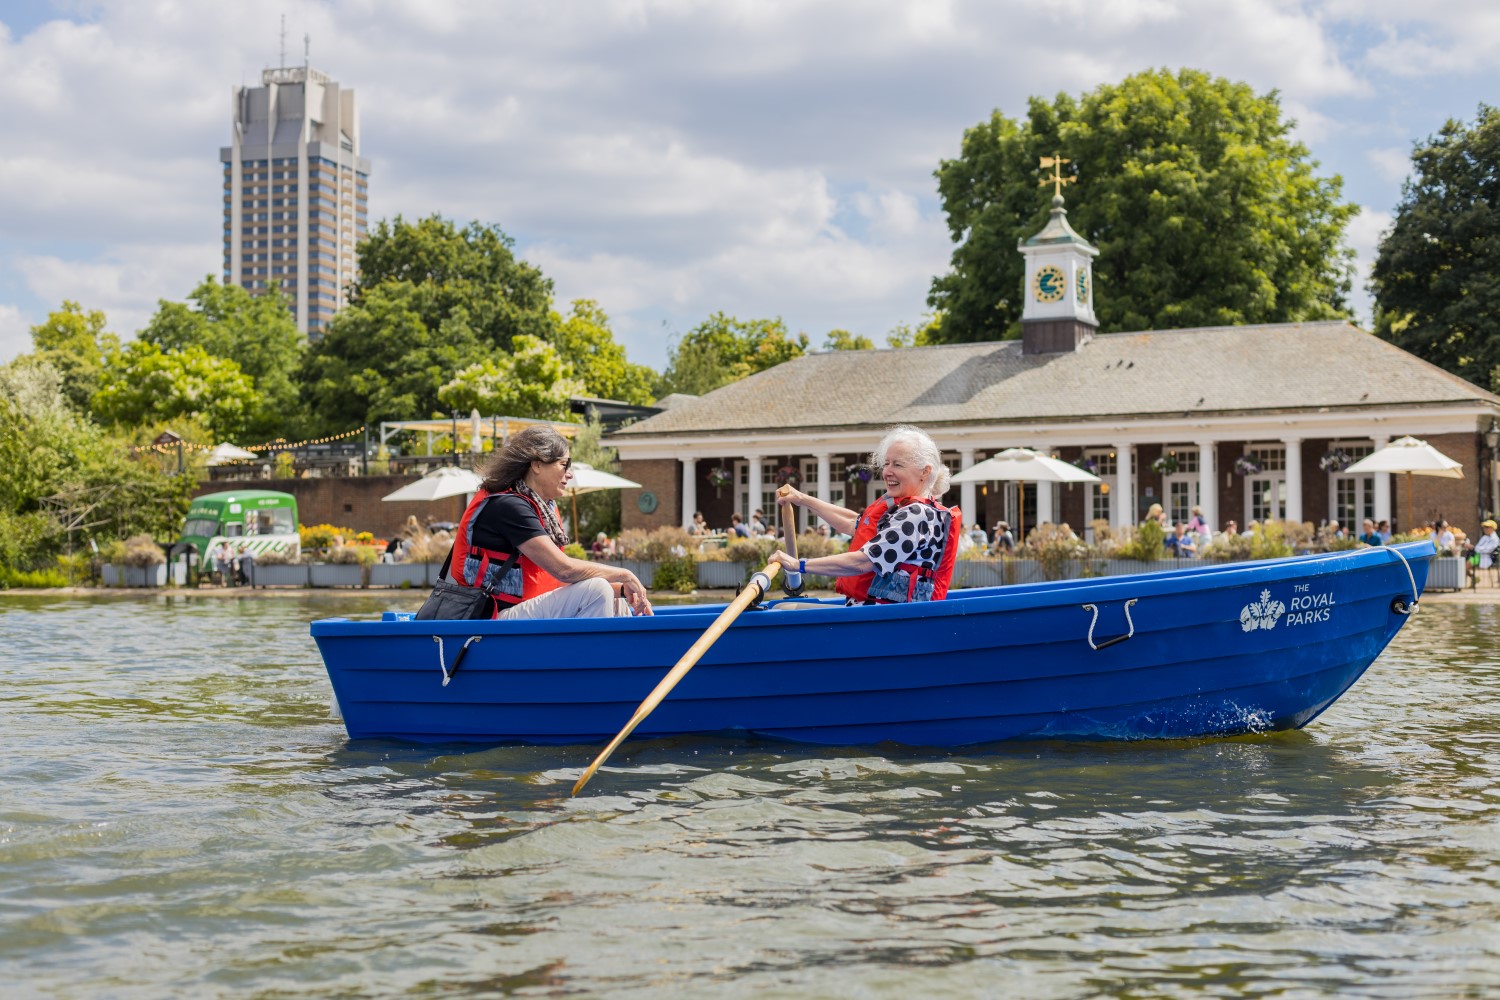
[129,425,368,456]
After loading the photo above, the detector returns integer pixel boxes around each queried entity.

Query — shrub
[615,526,695,562]
[407,532,452,562]
[790,531,846,559]
[254,547,300,565]
[1019,522,1096,579]
[120,534,166,567]
[273,452,297,479]
[1117,519,1165,561]
[54,552,91,584]
[1248,520,1293,560]
[354,531,375,544]
[563,542,588,560]
[725,538,778,564]
[652,552,697,593]
[0,566,69,588]
[325,544,378,566]
[298,523,350,550]
[1200,534,1253,561]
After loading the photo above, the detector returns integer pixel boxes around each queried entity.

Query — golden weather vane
[1039,154,1075,198]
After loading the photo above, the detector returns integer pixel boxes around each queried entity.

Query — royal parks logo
[1240,589,1286,632]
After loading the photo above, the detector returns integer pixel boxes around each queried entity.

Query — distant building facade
[610,196,1500,538]
[220,63,370,337]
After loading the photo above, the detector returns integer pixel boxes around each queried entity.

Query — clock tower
[1019,156,1098,354]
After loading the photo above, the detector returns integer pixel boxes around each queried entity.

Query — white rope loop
[433,634,483,686]
[1387,546,1420,615]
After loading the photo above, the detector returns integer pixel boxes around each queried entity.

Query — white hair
[871,425,949,497]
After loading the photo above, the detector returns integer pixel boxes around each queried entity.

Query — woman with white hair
[768,425,963,604]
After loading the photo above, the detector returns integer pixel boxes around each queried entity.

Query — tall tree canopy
[437,335,585,420]
[25,300,119,415]
[299,216,633,432]
[928,68,1357,342]
[347,215,555,350]
[1371,105,1500,390]
[657,313,809,397]
[550,300,657,404]
[92,341,258,441]
[138,278,303,440]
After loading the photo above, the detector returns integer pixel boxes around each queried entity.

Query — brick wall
[620,459,680,532]
[1394,431,1480,533]
[195,477,466,538]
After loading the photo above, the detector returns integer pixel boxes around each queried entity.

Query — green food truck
[179,490,300,569]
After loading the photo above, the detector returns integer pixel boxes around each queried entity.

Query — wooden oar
[777,484,804,596]
[571,561,783,796]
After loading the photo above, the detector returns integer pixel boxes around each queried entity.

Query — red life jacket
[452,488,566,610]
[836,494,962,604]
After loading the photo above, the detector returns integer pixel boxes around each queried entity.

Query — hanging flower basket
[774,465,801,488]
[1233,455,1262,477]
[1073,457,1098,474]
[1319,449,1352,473]
[845,464,874,485]
[706,466,732,489]
[1151,454,1180,475]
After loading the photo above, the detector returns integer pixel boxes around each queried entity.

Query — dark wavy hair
[480,425,570,492]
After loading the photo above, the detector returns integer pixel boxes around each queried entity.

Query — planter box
[1428,556,1463,592]
[101,563,171,587]
[308,563,368,588]
[368,562,432,588]
[101,564,121,587]
[696,561,745,588]
[249,563,311,588]
[616,559,656,588]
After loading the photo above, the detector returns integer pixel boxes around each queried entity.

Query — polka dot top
[862,501,948,575]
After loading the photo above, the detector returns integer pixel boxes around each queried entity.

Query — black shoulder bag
[415,545,521,621]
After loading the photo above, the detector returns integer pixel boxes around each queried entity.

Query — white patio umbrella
[564,462,642,539]
[205,442,259,465]
[1343,435,1463,532]
[381,465,484,502]
[951,448,1102,541]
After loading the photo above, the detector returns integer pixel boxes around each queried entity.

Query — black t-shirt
[469,493,550,556]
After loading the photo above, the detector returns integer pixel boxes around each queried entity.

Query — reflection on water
[1,594,1497,997]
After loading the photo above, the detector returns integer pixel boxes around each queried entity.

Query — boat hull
[310,542,1431,746]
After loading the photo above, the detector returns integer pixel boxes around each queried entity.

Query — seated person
[1164,522,1197,557]
[447,426,652,619]
[769,425,961,604]
[1475,519,1499,575]
[729,513,751,538]
[1359,518,1382,546]
[687,511,708,536]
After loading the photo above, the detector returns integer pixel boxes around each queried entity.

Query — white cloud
[0,0,1488,373]
[1367,146,1412,184]
[0,304,31,363]
[17,243,220,340]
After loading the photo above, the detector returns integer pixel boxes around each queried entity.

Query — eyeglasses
[557,458,572,471]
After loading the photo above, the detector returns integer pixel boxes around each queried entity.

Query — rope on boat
[1081,598,1138,651]
[433,634,483,687]
[1387,546,1420,616]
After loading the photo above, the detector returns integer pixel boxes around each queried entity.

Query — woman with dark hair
[447,425,652,619]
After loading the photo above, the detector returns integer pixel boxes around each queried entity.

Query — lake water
[2,593,1498,998]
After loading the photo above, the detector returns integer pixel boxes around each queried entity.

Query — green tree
[928,68,1357,342]
[550,299,657,404]
[299,216,561,431]
[437,335,585,419]
[822,329,876,351]
[348,215,555,350]
[657,313,809,396]
[1370,105,1500,390]
[567,414,623,539]
[26,301,120,414]
[885,316,942,349]
[139,278,304,440]
[92,341,258,441]
[0,360,194,569]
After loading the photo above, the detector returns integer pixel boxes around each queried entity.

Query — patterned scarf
[513,481,568,546]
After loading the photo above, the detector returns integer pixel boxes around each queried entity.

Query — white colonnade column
[1285,438,1303,524]
[680,457,697,530]
[1035,448,1054,525]
[1372,435,1392,527]
[958,448,976,533]
[746,455,763,524]
[815,452,831,529]
[1197,441,1217,532]
[1113,443,1134,533]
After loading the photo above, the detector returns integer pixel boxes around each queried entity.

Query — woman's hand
[621,574,653,616]
[775,485,809,509]
[768,550,799,573]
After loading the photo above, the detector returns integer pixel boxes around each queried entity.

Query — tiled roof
[619,321,1498,437]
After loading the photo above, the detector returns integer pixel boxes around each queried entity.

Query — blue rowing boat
[310,541,1431,746]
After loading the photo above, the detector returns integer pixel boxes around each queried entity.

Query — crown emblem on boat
[1240,589,1286,632]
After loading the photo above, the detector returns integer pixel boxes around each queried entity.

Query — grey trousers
[497,578,625,620]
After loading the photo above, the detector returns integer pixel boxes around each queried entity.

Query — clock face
[1076,268,1090,305]
[1033,265,1066,303]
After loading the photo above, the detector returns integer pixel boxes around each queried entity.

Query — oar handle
[571,562,782,796]
[777,484,803,595]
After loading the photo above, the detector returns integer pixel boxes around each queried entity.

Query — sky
[0,0,1496,372]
